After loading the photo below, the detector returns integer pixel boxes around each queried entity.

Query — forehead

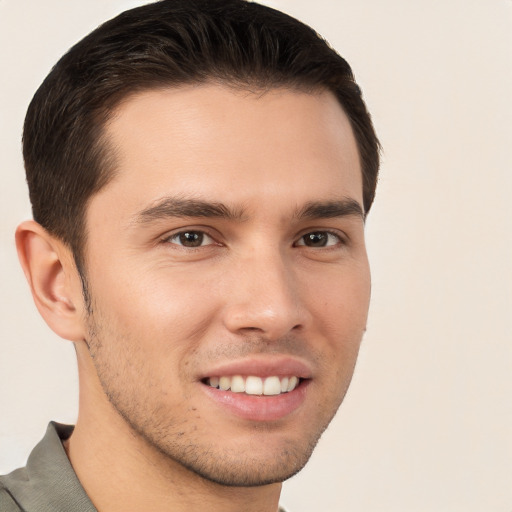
[93,84,362,218]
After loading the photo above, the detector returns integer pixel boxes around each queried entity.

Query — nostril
[222,296,310,340]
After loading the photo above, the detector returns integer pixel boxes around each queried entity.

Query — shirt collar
[3,422,96,512]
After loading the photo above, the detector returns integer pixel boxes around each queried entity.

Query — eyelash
[162,229,346,249]
[163,230,217,248]
[294,230,345,248]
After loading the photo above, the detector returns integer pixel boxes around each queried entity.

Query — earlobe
[15,220,86,342]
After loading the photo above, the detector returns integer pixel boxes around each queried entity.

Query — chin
[125,410,325,488]
[167,440,318,487]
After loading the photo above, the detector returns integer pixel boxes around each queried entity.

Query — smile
[205,375,300,396]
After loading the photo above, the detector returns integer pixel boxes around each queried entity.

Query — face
[82,84,370,486]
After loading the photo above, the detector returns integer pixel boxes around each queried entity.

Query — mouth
[198,356,312,421]
[203,375,301,396]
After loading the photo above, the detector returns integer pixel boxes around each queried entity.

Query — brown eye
[179,231,203,247]
[296,231,341,248]
[166,231,213,247]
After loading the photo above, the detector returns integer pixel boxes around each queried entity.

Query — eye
[295,231,342,248]
[164,230,215,248]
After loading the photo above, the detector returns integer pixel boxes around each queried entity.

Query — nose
[221,249,311,340]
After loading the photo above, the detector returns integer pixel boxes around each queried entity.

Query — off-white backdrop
[1,1,511,511]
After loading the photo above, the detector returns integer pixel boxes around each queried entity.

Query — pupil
[305,232,327,247]
[180,231,203,247]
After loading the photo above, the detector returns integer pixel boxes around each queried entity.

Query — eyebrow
[132,196,364,225]
[295,198,365,221]
[133,197,247,224]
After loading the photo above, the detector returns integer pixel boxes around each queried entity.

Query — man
[0,0,379,510]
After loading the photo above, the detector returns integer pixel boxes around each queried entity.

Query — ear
[15,220,87,342]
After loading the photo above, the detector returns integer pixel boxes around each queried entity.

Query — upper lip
[198,355,313,380]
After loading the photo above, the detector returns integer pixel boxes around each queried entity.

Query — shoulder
[0,479,23,512]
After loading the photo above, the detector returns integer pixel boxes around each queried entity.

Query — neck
[66,343,282,512]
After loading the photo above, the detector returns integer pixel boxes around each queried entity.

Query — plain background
[1,1,511,511]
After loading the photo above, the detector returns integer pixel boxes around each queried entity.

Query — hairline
[74,79,353,259]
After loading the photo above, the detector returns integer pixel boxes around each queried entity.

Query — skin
[16,84,371,512]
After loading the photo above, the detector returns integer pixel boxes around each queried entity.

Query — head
[18,0,380,489]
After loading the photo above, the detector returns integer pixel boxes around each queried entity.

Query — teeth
[263,376,281,395]
[245,376,263,395]
[206,375,300,395]
[219,376,231,391]
[287,376,298,392]
[231,375,245,393]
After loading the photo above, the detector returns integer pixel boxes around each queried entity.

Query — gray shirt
[0,423,289,512]
[0,423,95,512]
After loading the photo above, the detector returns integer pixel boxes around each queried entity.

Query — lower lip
[201,380,310,422]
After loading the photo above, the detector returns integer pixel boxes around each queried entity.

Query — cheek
[89,262,222,358]
[307,261,371,333]
[305,261,370,385]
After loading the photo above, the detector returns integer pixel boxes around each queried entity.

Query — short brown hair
[23,0,380,275]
